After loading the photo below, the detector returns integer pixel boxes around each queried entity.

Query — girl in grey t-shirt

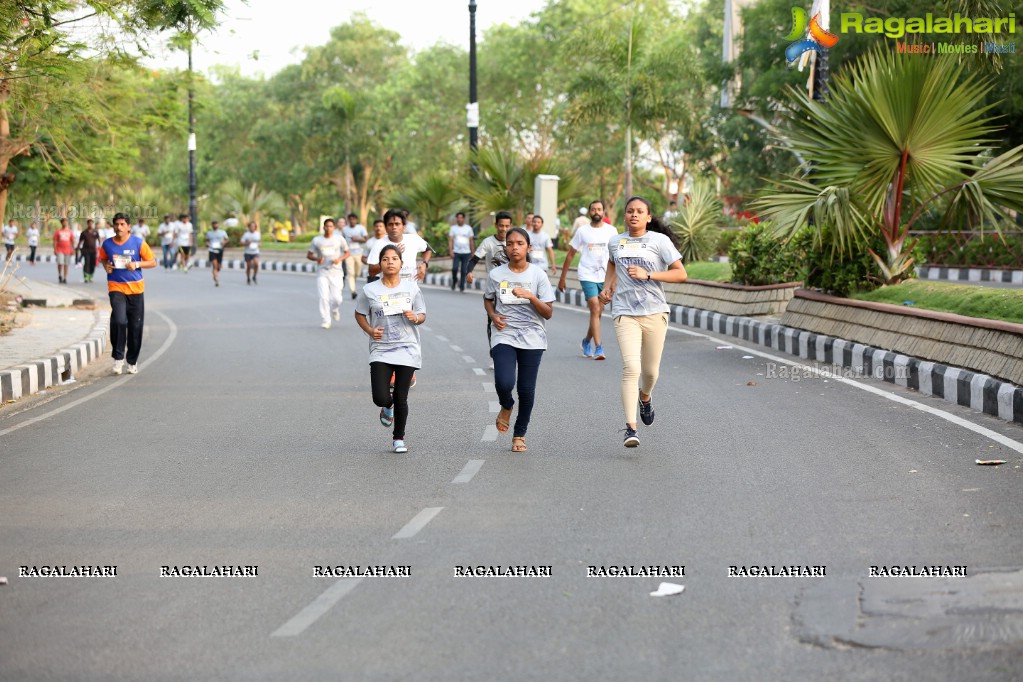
[354,244,427,454]
[599,196,688,448]
[483,227,555,453]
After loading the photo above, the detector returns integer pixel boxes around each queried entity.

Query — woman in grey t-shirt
[599,196,688,448]
[484,227,555,452]
[355,244,427,454]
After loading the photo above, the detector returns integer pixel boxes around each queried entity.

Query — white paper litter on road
[650,582,684,597]
[716,346,733,350]
[975,459,1006,465]
[0,577,7,585]
[742,355,754,359]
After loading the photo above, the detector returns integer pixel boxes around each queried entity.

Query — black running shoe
[622,426,640,448]
[639,399,654,426]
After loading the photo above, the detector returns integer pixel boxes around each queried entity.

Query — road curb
[917,265,1023,285]
[0,312,107,404]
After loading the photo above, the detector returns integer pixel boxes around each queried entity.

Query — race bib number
[617,238,649,256]
[499,281,530,305]
[112,254,131,269]
[380,293,412,316]
[209,241,222,250]
[320,245,339,258]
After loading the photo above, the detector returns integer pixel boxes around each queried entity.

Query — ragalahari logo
[785,7,839,63]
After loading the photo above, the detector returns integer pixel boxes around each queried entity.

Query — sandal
[512,436,527,452]
[495,407,512,433]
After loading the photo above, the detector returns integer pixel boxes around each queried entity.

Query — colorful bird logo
[785,6,839,63]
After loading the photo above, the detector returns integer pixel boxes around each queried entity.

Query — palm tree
[670,181,723,263]
[754,49,1023,286]
[388,172,462,228]
[217,180,287,227]
[458,145,580,223]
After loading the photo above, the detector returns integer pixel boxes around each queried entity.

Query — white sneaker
[321,322,331,329]
[112,359,124,375]
[126,364,138,374]
[332,309,340,321]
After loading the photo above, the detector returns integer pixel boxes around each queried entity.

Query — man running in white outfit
[308,217,349,329]
[341,213,368,299]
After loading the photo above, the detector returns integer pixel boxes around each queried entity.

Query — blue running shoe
[581,337,593,358]
[593,344,606,360]
[380,406,394,427]
[622,426,640,448]
[639,398,655,425]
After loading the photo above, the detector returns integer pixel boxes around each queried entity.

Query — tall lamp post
[467,0,479,232]
[187,35,198,232]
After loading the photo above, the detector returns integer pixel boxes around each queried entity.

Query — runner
[341,213,368,299]
[2,219,17,262]
[205,220,229,287]
[528,215,557,275]
[448,211,474,292]
[598,196,687,448]
[131,217,151,242]
[77,219,101,283]
[157,214,176,270]
[240,221,261,284]
[307,217,350,329]
[53,218,75,284]
[26,221,39,265]
[363,219,386,283]
[175,213,194,271]
[558,200,619,360]
[467,211,512,369]
[354,243,427,454]
[99,212,157,375]
[484,227,555,453]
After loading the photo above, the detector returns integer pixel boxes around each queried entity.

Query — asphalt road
[2,265,1022,681]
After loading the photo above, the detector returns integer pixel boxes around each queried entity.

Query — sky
[144,0,550,78]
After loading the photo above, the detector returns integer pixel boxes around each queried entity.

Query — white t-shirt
[366,234,431,282]
[310,234,349,272]
[484,263,556,351]
[131,224,151,239]
[528,230,553,269]
[176,223,194,247]
[205,229,229,252]
[404,221,418,235]
[158,222,176,245]
[570,223,619,282]
[355,279,426,369]
[240,230,261,254]
[341,224,368,256]
[2,224,17,245]
[449,224,474,254]
[27,227,39,247]
[607,231,684,317]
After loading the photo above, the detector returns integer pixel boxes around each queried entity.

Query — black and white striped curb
[917,266,1023,285]
[425,271,1023,426]
[0,314,107,404]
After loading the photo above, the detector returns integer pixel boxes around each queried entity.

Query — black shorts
[244,253,259,263]
[208,250,223,264]
[179,246,192,257]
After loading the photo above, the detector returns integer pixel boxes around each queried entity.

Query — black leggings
[370,362,416,440]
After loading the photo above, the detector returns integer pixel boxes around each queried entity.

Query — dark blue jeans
[451,252,470,290]
[492,344,544,438]
[109,291,145,364]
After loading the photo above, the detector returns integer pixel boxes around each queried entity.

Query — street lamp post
[468,0,478,154]
[187,39,198,232]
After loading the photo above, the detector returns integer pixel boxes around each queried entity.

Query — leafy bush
[728,222,800,285]
[669,182,722,263]
[715,229,742,257]
[788,229,927,296]
[421,222,451,256]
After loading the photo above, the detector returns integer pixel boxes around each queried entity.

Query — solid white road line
[270,578,363,637]
[453,459,485,484]
[482,425,498,442]
[392,507,444,539]
[0,309,178,438]
[554,302,1023,454]
[473,368,486,376]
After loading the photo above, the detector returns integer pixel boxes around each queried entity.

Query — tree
[754,49,1023,285]
[216,180,287,227]
[458,144,580,223]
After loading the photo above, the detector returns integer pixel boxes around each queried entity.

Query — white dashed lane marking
[270,578,363,637]
[481,425,498,442]
[453,459,485,484]
[392,507,444,540]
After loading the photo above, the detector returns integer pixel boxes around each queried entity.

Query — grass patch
[851,280,1023,324]
[684,261,732,282]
